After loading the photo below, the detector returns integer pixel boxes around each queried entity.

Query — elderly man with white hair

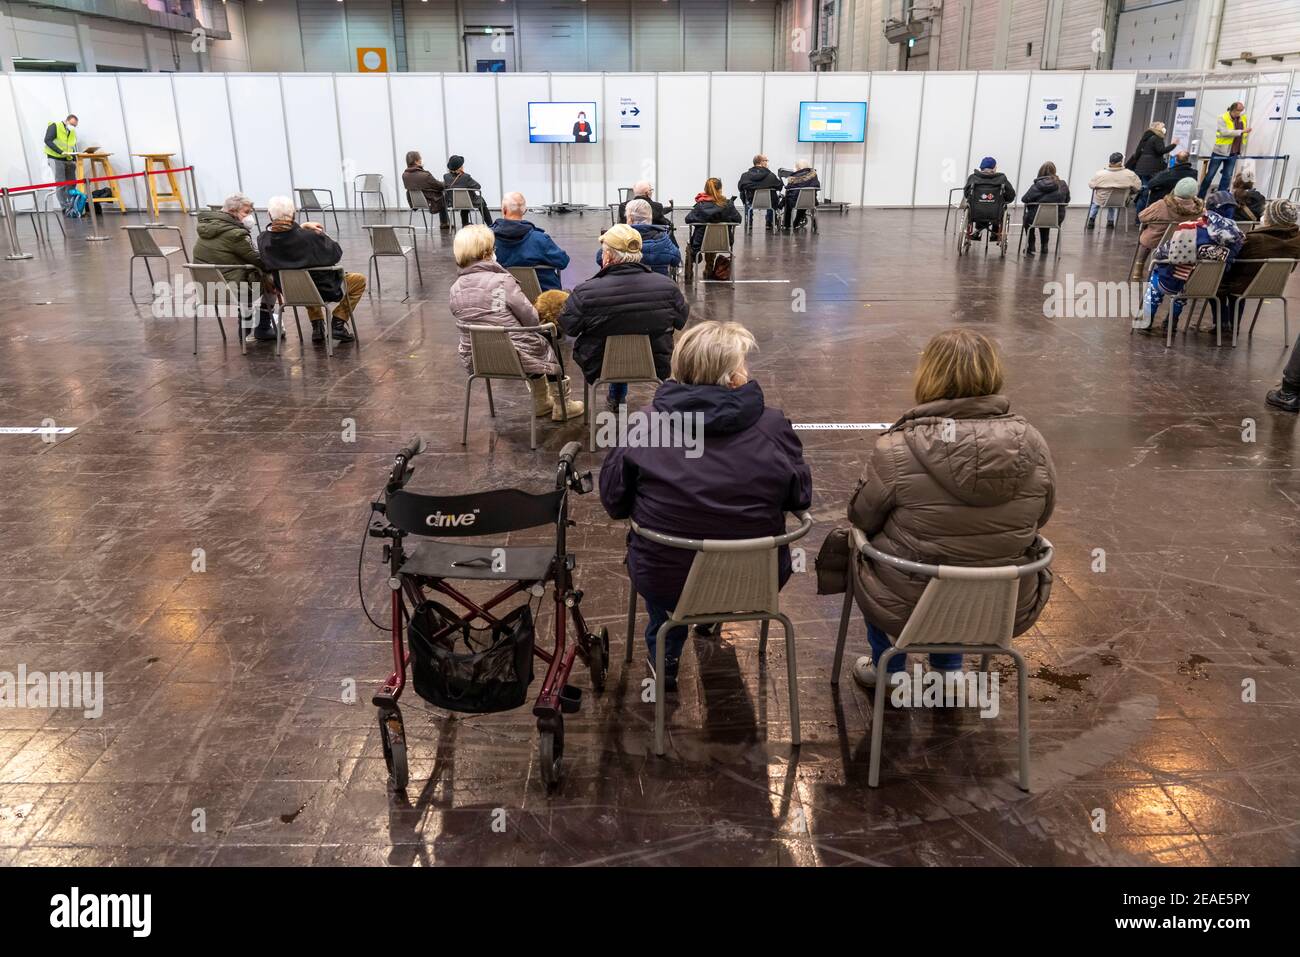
[194,192,279,342]
[617,180,673,228]
[593,198,680,277]
[781,159,820,232]
[490,191,571,292]
[257,194,364,344]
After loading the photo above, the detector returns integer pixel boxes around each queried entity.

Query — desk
[73,152,126,213]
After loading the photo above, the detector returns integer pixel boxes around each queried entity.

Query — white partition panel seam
[331,75,347,207]
[440,73,450,186]
[277,76,296,200]
[1014,74,1032,197]
[168,74,190,213]
[114,74,139,211]
[910,78,927,205]
[387,76,400,207]
[1068,75,1086,195]
[222,74,243,195]
[965,72,980,186]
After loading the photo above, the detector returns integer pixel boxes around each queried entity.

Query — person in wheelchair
[599,321,813,692]
[963,157,1016,241]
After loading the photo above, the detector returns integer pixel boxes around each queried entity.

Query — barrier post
[83,172,109,242]
[1,188,33,261]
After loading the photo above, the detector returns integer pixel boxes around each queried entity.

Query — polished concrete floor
[0,204,1297,867]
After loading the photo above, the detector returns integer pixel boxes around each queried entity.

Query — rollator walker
[365,438,607,792]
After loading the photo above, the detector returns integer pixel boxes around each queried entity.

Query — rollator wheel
[586,627,609,693]
[538,720,564,792]
[378,707,409,791]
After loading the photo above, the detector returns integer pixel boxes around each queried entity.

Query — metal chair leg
[654,620,673,756]
[192,314,198,355]
[1011,648,1030,792]
[1249,300,1264,339]
[830,586,854,685]
[868,647,900,787]
[367,256,376,299]
[485,379,495,417]
[461,376,474,445]
[777,613,800,747]
[625,584,637,663]
[403,255,411,302]
[412,249,423,285]
[759,619,770,655]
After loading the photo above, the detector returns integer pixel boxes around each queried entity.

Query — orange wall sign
[357,48,388,73]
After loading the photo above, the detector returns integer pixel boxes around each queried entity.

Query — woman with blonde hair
[448,224,582,420]
[846,329,1056,690]
[1131,119,1179,213]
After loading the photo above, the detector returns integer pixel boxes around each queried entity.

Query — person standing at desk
[43,114,78,213]
[1199,101,1251,198]
[572,112,593,143]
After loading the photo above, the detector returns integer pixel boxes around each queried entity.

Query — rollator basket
[408,599,535,713]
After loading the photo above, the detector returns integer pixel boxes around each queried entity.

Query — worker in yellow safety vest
[1199,101,1251,198]
[43,114,79,213]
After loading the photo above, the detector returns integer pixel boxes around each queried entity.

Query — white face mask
[242,214,256,230]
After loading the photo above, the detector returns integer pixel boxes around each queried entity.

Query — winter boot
[528,377,554,417]
[548,377,584,421]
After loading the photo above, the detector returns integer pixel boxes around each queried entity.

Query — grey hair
[501,191,527,216]
[222,192,253,215]
[796,158,811,170]
[267,195,296,220]
[604,247,643,265]
[625,198,652,224]
[632,180,653,198]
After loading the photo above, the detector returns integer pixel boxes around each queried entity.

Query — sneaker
[647,655,678,694]
[1086,217,1096,230]
[851,656,878,690]
[331,319,355,342]
[1266,387,1300,413]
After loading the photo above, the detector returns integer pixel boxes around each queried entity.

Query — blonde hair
[453,224,496,268]
[913,329,1004,404]
[1150,121,1167,135]
[671,321,757,386]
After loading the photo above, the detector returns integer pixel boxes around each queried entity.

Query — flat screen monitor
[528,101,598,144]
[798,101,867,143]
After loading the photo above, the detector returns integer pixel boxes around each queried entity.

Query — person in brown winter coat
[846,329,1056,691]
[1132,177,1204,280]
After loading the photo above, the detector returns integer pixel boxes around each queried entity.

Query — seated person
[1133,176,1204,280]
[1087,152,1142,228]
[449,225,581,421]
[1223,199,1300,346]
[963,157,1015,239]
[1146,151,1197,206]
[684,178,741,280]
[618,180,672,227]
[847,329,1056,690]
[1020,161,1070,256]
[599,321,813,691]
[594,199,680,277]
[1230,171,1266,222]
[491,191,570,292]
[781,159,821,231]
[401,150,447,230]
[257,195,363,343]
[194,191,277,342]
[559,223,688,412]
[1135,189,1244,336]
[738,154,783,231]
[444,155,494,227]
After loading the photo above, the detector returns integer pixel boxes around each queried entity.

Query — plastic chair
[1168,259,1227,346]
[617,187,633,204]
[831,528,1054,789]
[458,323,571,450]
[585,334,661,449]
[275,267,358,359]
[745,187,778,232]
[1091,188,1134,231]
[943,186,964,233]
[1233,258,1295,347]
[363,224,422,301]
[1017,203,1066,259]
[626,511,813,756]
[354,174,386,214]
[447,188,481,225]
[123,225,187,301]
[507,266,544,304]
[406,189,434,232]
[789,187,820,233]
[184,262,254,356]
[691,223,736,285]
[294,187,340,233]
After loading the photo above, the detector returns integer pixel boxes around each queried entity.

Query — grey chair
[363,224,422,301]
[354,174,386,215]
[37,189,66,240]
[275,267,358,359]
[1017,203,1066,258]
[625,511,813,756]
[446,188,481,225]
[1090,188,1133,231]
[458,322,571,450]
[1167,259,1227,346]
[789,187,820,233]
[406,189,434,232]
[607,203,622,227]
[123,225,188,301]
[585,334,661,450]
[690,222,736,285]
[507,265,544,304]
[1232,258,1295,347]
[943,186,965,233]
[294,187,340,233]
[617,187,633,204]
[745,187,778,232]
[184,262,256,356]
[831,528,1055,789]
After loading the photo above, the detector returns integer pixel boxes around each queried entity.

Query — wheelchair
[364,438,606,792]
[957,193,1011,258]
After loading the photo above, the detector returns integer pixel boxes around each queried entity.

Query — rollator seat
[400,541,555,582]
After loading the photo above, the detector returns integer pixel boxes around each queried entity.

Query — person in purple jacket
[599,321,813,691]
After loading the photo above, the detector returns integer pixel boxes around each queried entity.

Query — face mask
[242,214,256,230]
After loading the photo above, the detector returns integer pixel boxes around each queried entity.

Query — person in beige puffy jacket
[449,224,582,421]
[847,330,1056,691]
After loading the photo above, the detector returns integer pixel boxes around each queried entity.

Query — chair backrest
[1028,203,1063,229]
[751,188,777,209]
[1102,188,1131,208]
[792,188,818,210]
[356,173,383,192]
[598,334,658,382]
[407,189,430,211]
[618,187,633,203]
[608,203,621,226]
[700,222,734,255]
[123,226,163,256]
[507,266,543,303]
[1241,259,1295,298]
[447,188,475,211]
[367,225,405,256]
[278,269,328,307]
[184,263,242,315]
[295,188,325,211]
[1180,258,1227,297]
[462,324,530,378]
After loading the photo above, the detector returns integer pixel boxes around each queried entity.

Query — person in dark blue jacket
[490,191,571,292]
[594,199,681,277]
[599,321,813,691]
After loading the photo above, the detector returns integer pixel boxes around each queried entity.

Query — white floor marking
[0,427,78,435]
[792,423,893,431]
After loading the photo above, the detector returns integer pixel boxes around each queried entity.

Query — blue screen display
[798,101,867,143]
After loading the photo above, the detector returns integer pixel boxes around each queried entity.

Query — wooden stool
[134,152,188,216]
[73,151,127,213]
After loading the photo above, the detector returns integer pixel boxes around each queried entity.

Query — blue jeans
[1199,155,1237,198]
[1134,174,1152,214]
[643,595,688,664]
[1088,202,1118,224]
[1142,268,1187,326]
[607,382,627,404]
[867,622,962,674]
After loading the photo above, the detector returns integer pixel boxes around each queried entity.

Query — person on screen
[781,159,820,232]
[738,154,783,232]
[401,151,448,231]
[444,155,494,227]
[618,181,673,228]
[491,192,571,292]
[572,111,593,143]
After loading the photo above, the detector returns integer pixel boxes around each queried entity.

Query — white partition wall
[498,74,554,209]
[443,74,501,206]
[171,75,241,210]
[710,73,765,201]
[603,73,656,204]
[118,74,183,211]
[552,74,606,208]
[914,72,976,206]
[0,76,30,190]
[762,73,818,176]
[813,72,870,207]
[226,75,293,205]
[1016,73,1085,200]
[1068,72,1139,204]
[389,73,447,202]
[863,72,923,206]
[280,75,345,207]
[10,74,68,197]
[657,73,710,206]
[968,73,1031,203]
[63,73,136,206]
[335,75,400,207]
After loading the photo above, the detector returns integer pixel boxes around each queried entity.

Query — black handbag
[407,600,535,713]
[815,527,852,595]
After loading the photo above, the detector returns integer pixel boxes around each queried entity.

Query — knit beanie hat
[1172,178,1198,199]
[1264,199,1298,227]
